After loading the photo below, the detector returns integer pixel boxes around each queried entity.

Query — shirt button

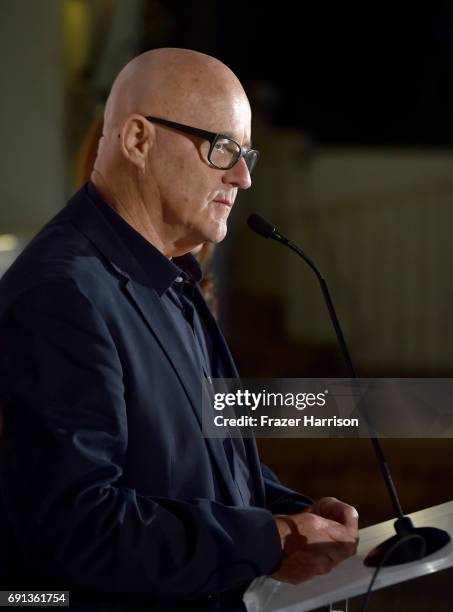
[175,276,184,283]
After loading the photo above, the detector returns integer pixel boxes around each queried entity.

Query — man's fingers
[272,522,359,586]
[309,497,359,531]
[289,510,359,550]
[273,548,338,585]
[324,538,359,564]
[273,509,359,586]
[334,502,359,530]
[326,519,359,550]
[298,536,357,566]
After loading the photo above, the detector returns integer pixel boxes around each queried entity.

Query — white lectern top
[244,501,453,612]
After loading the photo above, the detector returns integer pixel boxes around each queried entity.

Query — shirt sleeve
[261,463,313,515]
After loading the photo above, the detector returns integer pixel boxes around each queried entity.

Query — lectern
[244,501,453,611]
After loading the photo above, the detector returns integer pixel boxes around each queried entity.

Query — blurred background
[1,0,453,533]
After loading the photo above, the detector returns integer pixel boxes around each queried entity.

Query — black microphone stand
[247,213,450,567]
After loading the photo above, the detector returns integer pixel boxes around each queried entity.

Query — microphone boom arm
[247,212,450,567]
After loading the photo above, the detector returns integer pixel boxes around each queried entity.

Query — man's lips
[213,198,234,207]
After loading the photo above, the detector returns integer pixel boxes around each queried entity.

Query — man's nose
[222,157,252,190]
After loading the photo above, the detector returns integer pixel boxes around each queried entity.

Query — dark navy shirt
[86,181,252,506]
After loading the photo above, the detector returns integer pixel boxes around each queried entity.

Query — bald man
[0,49,358,611]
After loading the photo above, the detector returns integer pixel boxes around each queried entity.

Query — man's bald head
[92,48,254,257]
[103,48,249,132]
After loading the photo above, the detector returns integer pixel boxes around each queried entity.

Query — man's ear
[119,115,153,170]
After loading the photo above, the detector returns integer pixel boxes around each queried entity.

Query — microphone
[247,212,450,567]
[247,213,356,375]
[246,214,278,239]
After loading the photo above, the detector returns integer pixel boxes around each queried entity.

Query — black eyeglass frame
[145,115,259,172]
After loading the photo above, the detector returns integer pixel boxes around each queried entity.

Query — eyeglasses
[145,115,259,173]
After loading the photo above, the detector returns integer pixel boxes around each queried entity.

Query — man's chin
[208,221,228,244]
[207,232,226,246]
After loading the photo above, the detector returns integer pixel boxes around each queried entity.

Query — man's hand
[305,496,359,532]
[272,497,359,585]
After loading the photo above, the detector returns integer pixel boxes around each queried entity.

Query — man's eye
[214,140,229,151]
[214,140,237,155]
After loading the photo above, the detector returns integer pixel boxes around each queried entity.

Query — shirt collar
[87,181,202,295]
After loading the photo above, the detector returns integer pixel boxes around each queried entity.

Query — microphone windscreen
[247,213,276,238]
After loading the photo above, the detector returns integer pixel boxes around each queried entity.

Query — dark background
[140,1,453,145]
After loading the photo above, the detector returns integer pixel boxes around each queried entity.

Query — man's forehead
[192,94,252,144]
